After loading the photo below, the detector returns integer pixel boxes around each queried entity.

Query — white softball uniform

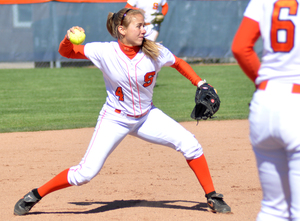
[67,41,203,186]
[245,0,300,86]
[127,0,167,40]
[245,0,300,220]
[127,0,167,24]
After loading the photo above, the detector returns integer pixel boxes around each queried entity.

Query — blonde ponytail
[141,38,162,61]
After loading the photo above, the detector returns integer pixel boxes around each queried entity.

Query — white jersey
[84,41,175,116]
[127,0,167,23]
[245,0,300,85]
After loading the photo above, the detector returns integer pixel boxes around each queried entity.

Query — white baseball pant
[68,104,203,186]
[249,81,300,221]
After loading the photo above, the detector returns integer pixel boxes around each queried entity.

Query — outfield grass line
[0,65,253,132]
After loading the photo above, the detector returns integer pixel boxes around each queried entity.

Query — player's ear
[118,25,126,36]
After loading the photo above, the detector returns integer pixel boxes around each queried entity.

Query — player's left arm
[170,55,202,86]
[232,16,261,83]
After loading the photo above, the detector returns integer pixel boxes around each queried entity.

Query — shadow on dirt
[31,199,208,214]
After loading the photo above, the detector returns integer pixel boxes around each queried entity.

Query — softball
[69,29,86,45]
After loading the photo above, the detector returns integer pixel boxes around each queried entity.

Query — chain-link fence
[0,0,257,68]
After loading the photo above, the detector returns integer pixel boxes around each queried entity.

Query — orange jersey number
[115,87,124,101]
[153,3,158,10]
[271,0,298,52]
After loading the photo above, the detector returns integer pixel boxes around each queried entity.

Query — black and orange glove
[191,83,220,121]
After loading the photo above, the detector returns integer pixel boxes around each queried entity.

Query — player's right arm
[231,16,261,83]
[58,26,88,60]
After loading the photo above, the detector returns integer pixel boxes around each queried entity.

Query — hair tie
[121,9,132,26]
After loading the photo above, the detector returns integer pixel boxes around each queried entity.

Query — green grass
[154,64,255,121]
[0,64,255,133]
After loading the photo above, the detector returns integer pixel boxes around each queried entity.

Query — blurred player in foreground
[232,0,300,220]
[14,8,230,216]
[125,0,168,41]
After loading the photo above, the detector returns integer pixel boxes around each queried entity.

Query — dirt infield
[1,119,261,221]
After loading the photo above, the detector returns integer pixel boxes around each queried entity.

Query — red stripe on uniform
[135,55,146,114]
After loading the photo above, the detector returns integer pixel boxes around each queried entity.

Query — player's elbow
[231,39,243,59]
[58,50,68,58]
[231,38,249,63]
[58,48,75,59]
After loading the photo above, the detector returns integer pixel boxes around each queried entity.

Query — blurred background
[0,0,262,68]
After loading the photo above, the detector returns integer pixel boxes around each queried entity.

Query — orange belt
[115,109,149,118]
[258,80,300,94]
[145,23,151,25]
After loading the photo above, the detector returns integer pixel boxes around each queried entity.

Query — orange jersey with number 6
[232,0,300,85]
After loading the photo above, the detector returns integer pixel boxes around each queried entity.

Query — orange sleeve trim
[232,16,261,83]
[58,36,88,60]
[161,2,169,16]
[171,56,202,86]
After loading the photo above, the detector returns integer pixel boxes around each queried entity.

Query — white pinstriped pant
[68,104,203,186]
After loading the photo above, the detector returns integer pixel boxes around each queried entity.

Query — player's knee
[176,137,203,159]
[183,143,203,160]
[68,166,98,186]
[77,172,94,185]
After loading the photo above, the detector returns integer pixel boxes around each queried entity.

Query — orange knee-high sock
[187,155,215,195]
[37,168,72,198]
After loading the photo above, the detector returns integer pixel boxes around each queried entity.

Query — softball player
[125,0,168,41]
[14,8,230,215]
[232,0,300,220]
